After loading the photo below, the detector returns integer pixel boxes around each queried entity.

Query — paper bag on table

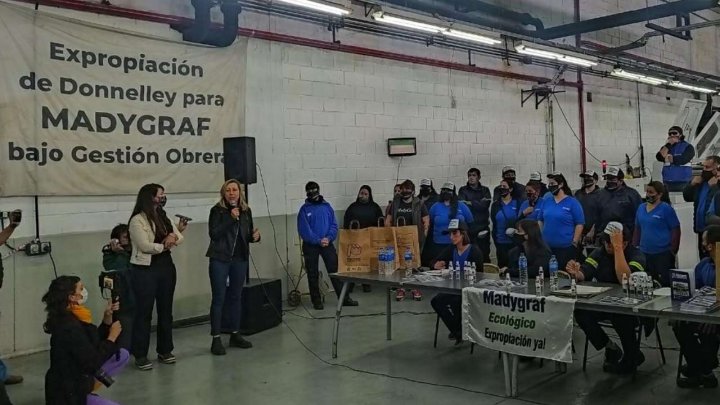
[338,227,373,273]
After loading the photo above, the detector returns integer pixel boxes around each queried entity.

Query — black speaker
[222,278,282,335]
[223,136,257,184]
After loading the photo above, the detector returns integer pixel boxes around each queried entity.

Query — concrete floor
[3,289,719,405]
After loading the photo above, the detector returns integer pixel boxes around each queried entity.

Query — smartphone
[8,210,22,223]
[175,214,193,222]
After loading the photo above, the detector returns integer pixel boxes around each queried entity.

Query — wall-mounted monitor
[387,137,417,157]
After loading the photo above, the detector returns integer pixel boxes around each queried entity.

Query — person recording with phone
[206,179,260,355]
[128,184,184,370]
[0,210,22,404]
[100,224,134,350]
[43,275,128,405]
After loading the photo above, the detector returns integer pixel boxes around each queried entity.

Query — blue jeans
[209,258,249,336]
[0,359,6,382]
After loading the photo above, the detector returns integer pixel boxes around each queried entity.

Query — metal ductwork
[378,0,543,35]
[172,0,241,47]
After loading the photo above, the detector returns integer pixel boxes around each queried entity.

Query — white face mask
[78,287,88,305]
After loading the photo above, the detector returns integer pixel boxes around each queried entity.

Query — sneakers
[211,336,226,356]
[157,353,176,364]
[135,357,153,371]
[411,289,423,301]
[603,344,623,365]
[229,333,253,349]
[362,284,372,293]
[678,372,719,389]
[4,375,23,385]
[313,301,324,310]
[395,289,406,301]
[343,297,359,307]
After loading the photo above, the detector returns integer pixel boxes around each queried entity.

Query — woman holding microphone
[128,184,184,370]
[207,179,260,355]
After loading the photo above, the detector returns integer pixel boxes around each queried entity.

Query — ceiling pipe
[574,0,587,173]
[539,0,718,39]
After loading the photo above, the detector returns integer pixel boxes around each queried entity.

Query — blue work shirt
[694,257,716,289]
[538,196,585,248]
[636,202,680,254]
[494,199,520,243]
[519,198,544,221]
[430,202,473,244]
[696,183,711,232]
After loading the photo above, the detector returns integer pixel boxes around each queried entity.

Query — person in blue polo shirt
[656,126,695,192]
[633,181,680,286]
[672,225,720,389]
[519,181,544,221]
[491,179,523,267]
[683,155,720,258]
[537,172,585,270]
[425,182,474,265]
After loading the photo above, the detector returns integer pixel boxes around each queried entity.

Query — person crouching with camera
[101,224,134,351]
[207,179,260,355]
[43,276,127,405]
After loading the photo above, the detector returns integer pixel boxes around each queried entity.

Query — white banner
[462,288,575,363]
[0,2,246,196]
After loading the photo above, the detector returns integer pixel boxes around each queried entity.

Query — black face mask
[583,179,595,188]
[159,196,167,208]
[400,191,413,200]
[306,190,320,200]
[503,176,516,185]
[511,233,526,246]
[702,170,714,181]
[645,195,657,204]
[419,187,431,197]
[548,184,560,195]
[441,191,453,201]
[499,188,510,197]
[527,193,537,203]
[605,180,619,190]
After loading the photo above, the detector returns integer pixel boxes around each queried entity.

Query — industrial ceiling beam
[538,0,719,39]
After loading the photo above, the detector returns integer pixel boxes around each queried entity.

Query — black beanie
[305,181,319,192]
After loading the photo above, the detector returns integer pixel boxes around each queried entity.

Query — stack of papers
[552,285,611,298]
[680,293,720,314]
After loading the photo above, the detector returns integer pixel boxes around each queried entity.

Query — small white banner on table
[462,288,575,363]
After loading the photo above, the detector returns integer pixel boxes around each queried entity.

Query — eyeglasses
[668,132,679,136]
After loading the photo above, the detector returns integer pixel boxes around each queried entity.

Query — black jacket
[45,317,117,405]
[684,181,718,233]
[430,244,484,269]
[343,201,383,229]
[597,185,642,234]
[458,183,492,230]
[206,205,258,261]
[421,193,439,212]
[574,186,603,236]
[507,244,552,278]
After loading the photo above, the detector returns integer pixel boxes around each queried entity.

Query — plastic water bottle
[622,273,629,297]
[388,247,396,274]
[570,278,577,298]
[538,266,545,290]
[549,256,558,292]
[505,273,512,293]
[518,253,528,286]
[403,247,413,271]
[378,248,385,274]
[648,279,655,298]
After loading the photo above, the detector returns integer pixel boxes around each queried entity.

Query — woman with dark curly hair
[43,276,127,405]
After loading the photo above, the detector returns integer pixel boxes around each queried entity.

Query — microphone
[229,201,239,220]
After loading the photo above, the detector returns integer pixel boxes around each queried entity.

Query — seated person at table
[565,222,647,374]
[672,225,720,389]
[430,220,483,344]
[505,219,552,278]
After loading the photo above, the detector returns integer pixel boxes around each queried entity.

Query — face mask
[306,190,320,200]
[605,180,619,190]
[645,195,657,204]
[419,187,431,197]
[511,233,526,246]
[441,191,453,201]
[548,184,560,195]
[78,288,88,305]
[503,176,516,185]
[702,170,714,181]
[159,196,167,207]
[358,196,369,203]
[583,179,595,188]
[400,191,413,200]
[527,193,537,202]
[499,188,510,197]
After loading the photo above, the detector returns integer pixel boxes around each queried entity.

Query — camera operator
[0,210,22,405]
[42,276,127,405]
[101,224,134,350]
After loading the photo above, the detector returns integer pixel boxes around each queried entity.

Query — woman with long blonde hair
[206,179,260,355]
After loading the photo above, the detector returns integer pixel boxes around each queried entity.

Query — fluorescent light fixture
[371,11,442,33]
[515,42,597,67]
[669,81,717,94]
[444,28,501,45]
[274,0,351,16]
[611,68,666,86]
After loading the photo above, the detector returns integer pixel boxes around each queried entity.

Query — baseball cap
[579,170,598,179]
[604,221,623,235]
[604,167,623,179]
[547,171,564,179]
[441,181,455,190]
[442,219,469,234]
[502,166,516,175]
[420,178,432,187]
[529,171,542,181]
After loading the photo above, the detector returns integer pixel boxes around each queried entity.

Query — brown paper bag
[393,225,421,268]
[368,226,399,272]
[338,227,373,273]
